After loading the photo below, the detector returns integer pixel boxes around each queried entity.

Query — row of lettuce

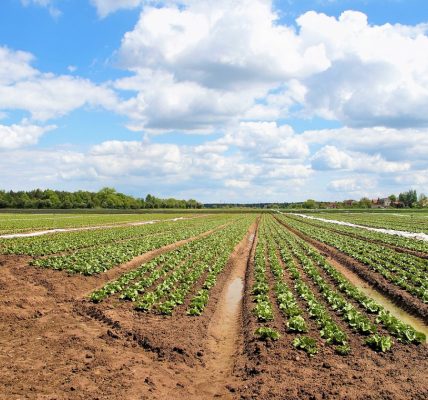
[251,215,425,356]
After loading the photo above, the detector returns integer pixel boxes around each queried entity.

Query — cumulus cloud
[220,122,309,160]
[20,0,61,18]
[302,126,428,165]
[111,3,428,132]
[89,140,187,177]
[311,145,410,173]
[297,11,428,128]
[0,122,56,150]
[0,47,119,121]
[394,171,428,187]
[118,1,329,88]
[90,0,146,17]
[328,177,377,193]
[0,47,37,85]
[115,70,249,131]
[114,0,330,131]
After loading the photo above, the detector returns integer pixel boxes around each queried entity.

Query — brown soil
[1,218,428,400]
[275,216,428,323]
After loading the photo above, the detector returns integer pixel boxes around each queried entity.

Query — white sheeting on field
[287,213,428,243]
[0,217,189,239]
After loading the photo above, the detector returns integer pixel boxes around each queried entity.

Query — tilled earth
[1,223,427,400]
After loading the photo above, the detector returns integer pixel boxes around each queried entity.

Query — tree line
[297,189,427,209]
[0,188,202,209]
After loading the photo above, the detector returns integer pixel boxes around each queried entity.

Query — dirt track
[1,219,428,400]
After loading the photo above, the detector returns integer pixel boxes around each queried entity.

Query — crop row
[32,215,237,275]
[268,218,351,355]
[91,215,256,315]
[279,215,428,303]
[253,216,350,354]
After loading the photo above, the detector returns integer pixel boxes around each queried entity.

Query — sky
[0,0,428,203]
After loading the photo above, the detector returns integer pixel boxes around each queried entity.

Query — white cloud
[265,164,313,179]
[220,121,309,160]
[113,3,428,132]
[115,70,249,131]
[0,122,56,150]
[4,2,428,201]
[20,0,61,18]
[302,126,428,165]
[224,179,251,189]
[328,177,377,193]
[0,47,119,121]
[90,0,145,18]
[0,47,37,85]
[394,171,428,187]
[311,145,410,173]
[89,140,186,177]
[297,11,428,128]
[114,0,329,131]
[119,1,329,87]
[0,133,314,201]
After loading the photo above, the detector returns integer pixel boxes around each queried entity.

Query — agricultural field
[0,212,427,399]
[304,211,428,234]
[0,212,200,235]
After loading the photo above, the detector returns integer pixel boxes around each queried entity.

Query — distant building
[378,198,391,207]
[392,201,405,208]
[343,199,356,207]
[371,197,391,208]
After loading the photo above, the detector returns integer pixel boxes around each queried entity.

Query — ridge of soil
[274,215,428,323]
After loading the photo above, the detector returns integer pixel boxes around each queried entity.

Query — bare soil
[1,219,427,400]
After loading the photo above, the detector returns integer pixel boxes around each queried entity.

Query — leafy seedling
[255,327,281,341]
[293,335,318,356]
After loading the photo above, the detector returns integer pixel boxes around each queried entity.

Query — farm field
[301,211,428,234]
[0,212,205,235]
[0,212,427,399]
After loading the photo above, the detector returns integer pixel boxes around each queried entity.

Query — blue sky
[0,0,427,202]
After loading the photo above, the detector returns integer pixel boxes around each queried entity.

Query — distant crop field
[298,211,428,233]
[0,212,201,235]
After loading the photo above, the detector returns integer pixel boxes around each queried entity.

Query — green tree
[302,199,318,209]
[399,189,417,207]
[359,197,372,208]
